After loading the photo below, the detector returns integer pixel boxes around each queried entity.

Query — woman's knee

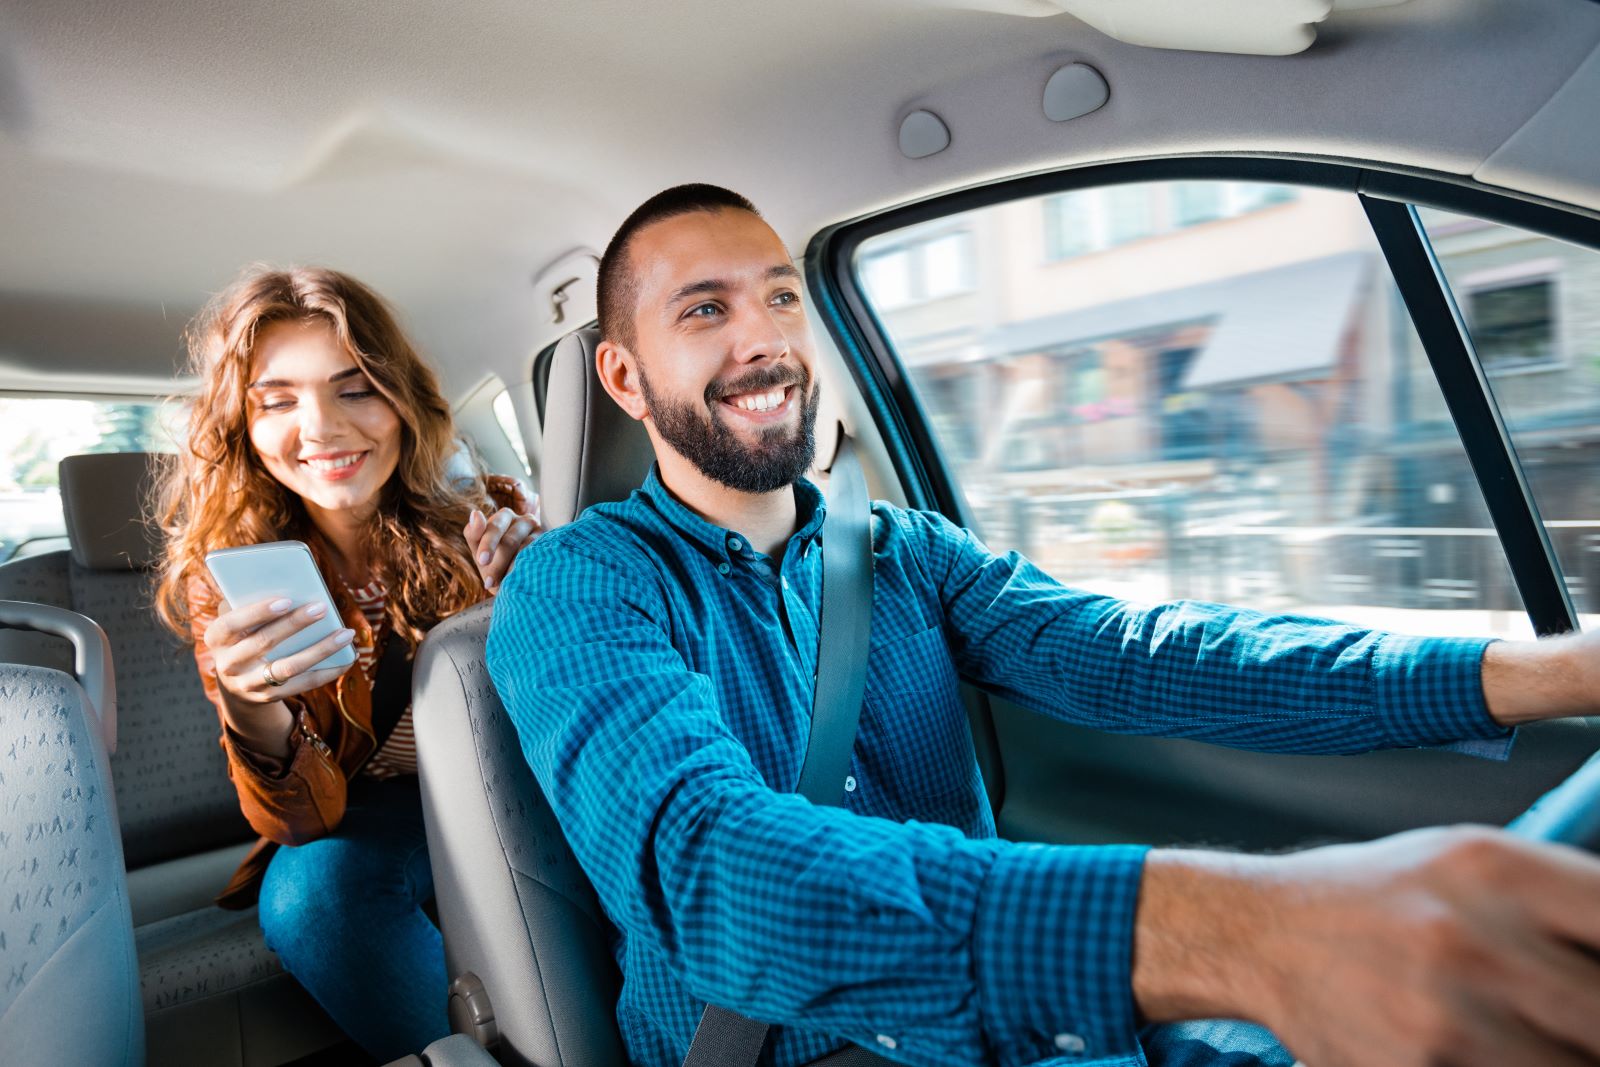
[257,837,371,955]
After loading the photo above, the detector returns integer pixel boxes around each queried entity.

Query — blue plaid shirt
[486,467,1508,1067]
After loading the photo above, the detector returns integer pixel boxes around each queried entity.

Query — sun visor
[899,0,1414,55]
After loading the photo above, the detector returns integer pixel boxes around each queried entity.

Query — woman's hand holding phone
[204,597,356,760]
[206,597,357,704]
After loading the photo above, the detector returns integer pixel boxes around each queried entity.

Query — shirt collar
[639,463,828,562]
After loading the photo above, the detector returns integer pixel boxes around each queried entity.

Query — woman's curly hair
[153,265,491,648]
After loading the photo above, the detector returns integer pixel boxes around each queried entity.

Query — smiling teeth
[305,454,362,471]
[733,389,785,412]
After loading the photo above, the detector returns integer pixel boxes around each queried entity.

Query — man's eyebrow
[664,278,727,307]
[664,265,801,309]
[248,367,364,389]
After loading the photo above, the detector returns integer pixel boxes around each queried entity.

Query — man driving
[486,184,1600,1067]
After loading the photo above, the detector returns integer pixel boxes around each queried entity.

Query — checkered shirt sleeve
[486,494,1507,1067]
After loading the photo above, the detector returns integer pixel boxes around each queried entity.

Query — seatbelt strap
[683,435,891,1067]
[368,632,413,750]
[796,433,874,802]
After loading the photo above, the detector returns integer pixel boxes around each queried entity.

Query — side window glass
[1417,209,1600,619]
[855,179,1536,638]
[0,396,185,562]
[491,388,531,475]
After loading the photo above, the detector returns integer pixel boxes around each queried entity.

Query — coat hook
[549,276,582,324]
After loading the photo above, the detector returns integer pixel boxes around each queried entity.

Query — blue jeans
[258,775,449,1062]
[1141,1019,1297,1066]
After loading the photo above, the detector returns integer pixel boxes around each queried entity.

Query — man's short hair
[597,183,760,350]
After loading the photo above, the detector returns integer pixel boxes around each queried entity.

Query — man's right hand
[203,597,355,759]
[1133,827,1600,1066]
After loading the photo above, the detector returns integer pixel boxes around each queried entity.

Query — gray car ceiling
[2,0,1598,400]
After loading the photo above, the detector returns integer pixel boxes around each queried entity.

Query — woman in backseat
[152,266,540,1060]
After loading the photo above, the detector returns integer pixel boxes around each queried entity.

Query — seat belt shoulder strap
[682,436,881,1067]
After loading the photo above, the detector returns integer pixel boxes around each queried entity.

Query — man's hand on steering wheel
[1131,627,1600,1067]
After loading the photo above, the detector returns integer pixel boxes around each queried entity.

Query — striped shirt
[346,577,417,780]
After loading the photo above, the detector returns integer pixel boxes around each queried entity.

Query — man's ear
[595,340,648,422]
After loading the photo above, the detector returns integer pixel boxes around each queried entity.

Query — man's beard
[640,363,821,494]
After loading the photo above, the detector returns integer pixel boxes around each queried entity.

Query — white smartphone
[204,540,358,671]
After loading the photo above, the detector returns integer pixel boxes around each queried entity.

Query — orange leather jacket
[189,477,530,908]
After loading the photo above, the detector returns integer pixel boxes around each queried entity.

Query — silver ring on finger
[261,659,286,688]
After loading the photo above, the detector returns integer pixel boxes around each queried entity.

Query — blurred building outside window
[858,180,1600,640]
[858,225,976,310]
[1042,181,1298,261]
[1420,208,1600,621]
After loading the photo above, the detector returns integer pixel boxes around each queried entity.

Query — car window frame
[807,156,1600,639]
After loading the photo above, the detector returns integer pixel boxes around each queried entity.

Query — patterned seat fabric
[416,330,633,1067]
[0,452,338,1065]
[0,553,251,867]
[136,905,284,1012]
[0,660,144,1067]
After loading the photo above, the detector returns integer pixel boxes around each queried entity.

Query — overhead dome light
[1043,63,1109,122]
[899,110,952,159]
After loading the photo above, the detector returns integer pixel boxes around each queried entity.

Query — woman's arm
[186,577,356,844]
[187,581,295,761]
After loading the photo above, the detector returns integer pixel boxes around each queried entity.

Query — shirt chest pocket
[856,624,976,806]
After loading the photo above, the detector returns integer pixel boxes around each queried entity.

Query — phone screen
[204,540,357,671]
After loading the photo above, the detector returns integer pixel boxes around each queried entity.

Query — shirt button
[844,775,857,793]
[1053,1032,1087,1054]
[728,537,743,552]
[716,562,731,576]
[875,1035,897,1051]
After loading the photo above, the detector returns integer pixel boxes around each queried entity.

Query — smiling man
[486,185,1600,1067]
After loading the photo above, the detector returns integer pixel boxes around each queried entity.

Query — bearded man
[486,184,1600,1067]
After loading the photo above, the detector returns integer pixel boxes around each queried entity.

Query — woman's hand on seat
[465,504,540,592]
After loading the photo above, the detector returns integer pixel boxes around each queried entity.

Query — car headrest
[540,328,655,528]
[58,452,162,571]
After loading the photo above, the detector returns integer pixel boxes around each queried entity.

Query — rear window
[0,396,184,561]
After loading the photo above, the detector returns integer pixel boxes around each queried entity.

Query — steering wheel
[1506,748,1600,851]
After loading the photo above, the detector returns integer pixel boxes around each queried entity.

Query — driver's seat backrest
[415,328,649,1066]
[538,326,658,527]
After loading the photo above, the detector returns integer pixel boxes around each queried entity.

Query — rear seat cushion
[136,905,284,1013]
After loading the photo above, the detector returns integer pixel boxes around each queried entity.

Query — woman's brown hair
[153,266,488,647]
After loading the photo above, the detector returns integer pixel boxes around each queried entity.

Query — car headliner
[1,0,1598,403]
